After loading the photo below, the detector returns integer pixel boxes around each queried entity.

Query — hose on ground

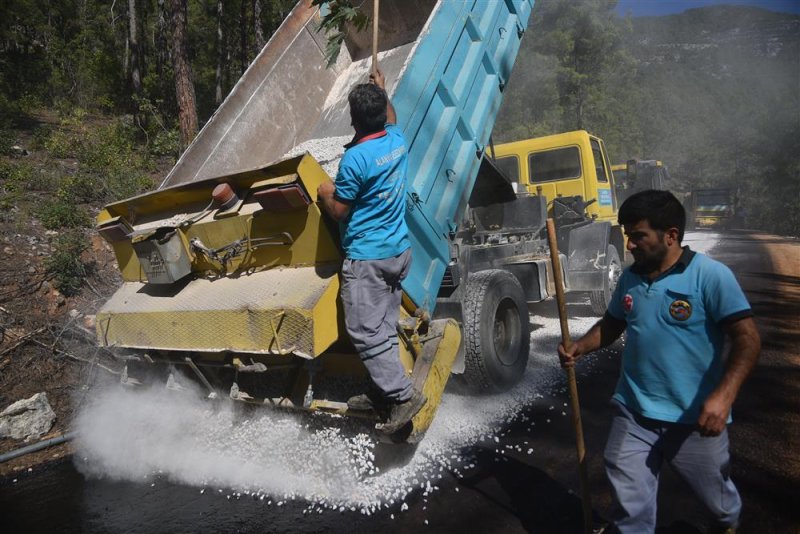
[0,431,75,464]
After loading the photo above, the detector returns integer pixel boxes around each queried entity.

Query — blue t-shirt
[606,248,752,424]
[334,124,411,260]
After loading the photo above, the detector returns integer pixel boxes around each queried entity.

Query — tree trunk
[253,0,265,54]
[156,0,168,78]
[170,0,199,150]
[240,0,248,74]
[128,0,143,124]
[215,0,224,105]
[139,0,149,82]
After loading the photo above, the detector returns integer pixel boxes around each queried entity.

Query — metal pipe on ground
[0,431,75,464]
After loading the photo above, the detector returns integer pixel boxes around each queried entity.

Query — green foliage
[150,129,181,158]
[35,199,90,230]
[134,96,180,158]
[104,167,155,200]
[41,115,155,202]
[312,0,370,68]
[0,159,34,192]
[0,160,59,201]
[45,230,89,296]
[57,173,102,203]
[0,118,15,154]
[43,128,76,159]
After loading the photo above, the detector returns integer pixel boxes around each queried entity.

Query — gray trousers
[341,248,413,402]
[605,400,741,533]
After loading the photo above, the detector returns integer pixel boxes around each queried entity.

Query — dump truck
[687,187,736,229]
[490,131,625,315]
[93,1,625,442]
[612,159,670,204]
[95,0,536,443]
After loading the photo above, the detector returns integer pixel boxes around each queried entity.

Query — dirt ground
[0,128,167,476]
[0,225,125,476]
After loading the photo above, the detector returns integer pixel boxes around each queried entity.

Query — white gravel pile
[283,135,352,178]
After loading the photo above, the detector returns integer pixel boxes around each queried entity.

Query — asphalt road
[1,230,797,533]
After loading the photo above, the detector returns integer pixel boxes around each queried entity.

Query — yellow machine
[96,155,461,443]
[688,188,736,229]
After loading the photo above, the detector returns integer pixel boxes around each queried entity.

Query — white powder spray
[75,231,719,512]
[74,313,593,513]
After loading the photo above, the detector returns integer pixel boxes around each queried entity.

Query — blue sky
[615,0,800,17]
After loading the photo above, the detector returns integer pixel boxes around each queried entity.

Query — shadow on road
[458,448,595,533]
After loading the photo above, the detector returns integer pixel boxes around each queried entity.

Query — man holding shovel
[558,190,760,533]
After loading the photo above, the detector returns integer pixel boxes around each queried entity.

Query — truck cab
[688,188,736,229]
[613,159,670,204]
[491,130,619,225]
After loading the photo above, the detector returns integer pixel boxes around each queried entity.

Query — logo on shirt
[623,294,633,313]
[669,299,692,321]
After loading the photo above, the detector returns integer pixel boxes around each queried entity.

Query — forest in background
[496,1,799,235]
[1,0,798,240]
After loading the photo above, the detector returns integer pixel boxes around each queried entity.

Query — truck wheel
[462,270,530,392]
[590,245,621,315]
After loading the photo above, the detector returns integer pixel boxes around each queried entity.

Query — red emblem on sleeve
[623,294,633,313]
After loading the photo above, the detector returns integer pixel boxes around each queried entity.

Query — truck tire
[589,245,622,316]
[462,270,530,392]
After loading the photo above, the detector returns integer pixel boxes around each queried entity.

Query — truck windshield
[590,139,609,183]
[696,192,730,206]
[528,146,581,183]
[495,155,520,183]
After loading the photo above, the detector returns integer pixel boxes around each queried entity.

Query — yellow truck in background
[687,188,737,229]
[491,130,625,315]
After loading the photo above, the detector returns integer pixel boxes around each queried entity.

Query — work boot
[347,389,387,414]
[376,389,427,434]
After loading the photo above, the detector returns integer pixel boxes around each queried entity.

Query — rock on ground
[0,392,57,442]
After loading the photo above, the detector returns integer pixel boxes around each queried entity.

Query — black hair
[348,83,387,134]
[618,189,686,242]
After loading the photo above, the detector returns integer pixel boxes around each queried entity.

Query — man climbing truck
[316,68,425,434]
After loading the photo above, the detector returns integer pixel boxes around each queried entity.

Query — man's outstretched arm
[557,313,627,368]
[370,67,396,125]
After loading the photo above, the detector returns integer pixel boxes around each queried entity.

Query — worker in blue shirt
[558,190,760,533]
[317,67,425,435]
